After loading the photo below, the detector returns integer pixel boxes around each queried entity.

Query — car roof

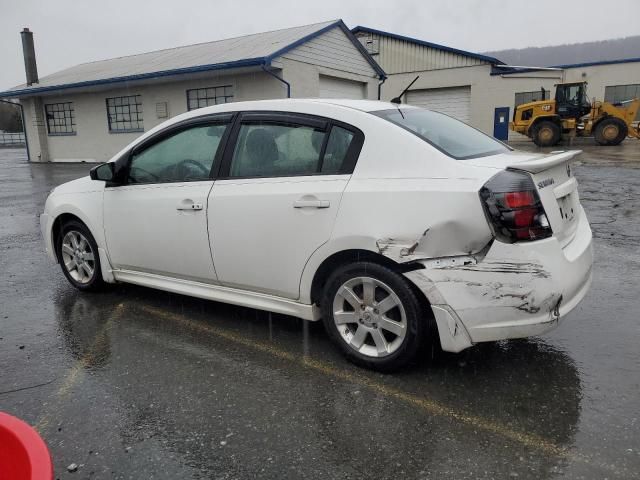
[195,98,413,114]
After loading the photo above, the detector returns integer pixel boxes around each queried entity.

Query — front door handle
[293,199,330,209]
[176,200,203,211]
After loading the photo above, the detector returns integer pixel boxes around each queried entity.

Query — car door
[103,115,232,283]
[208,112,363,300]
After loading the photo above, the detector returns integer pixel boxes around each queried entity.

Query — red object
[513,208,537,227]
[504,191,535,208]
[0,412,53,480]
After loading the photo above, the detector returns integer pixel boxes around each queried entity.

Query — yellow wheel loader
[510,82,640,147]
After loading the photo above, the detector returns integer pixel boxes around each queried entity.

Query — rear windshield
[373,108,510,160]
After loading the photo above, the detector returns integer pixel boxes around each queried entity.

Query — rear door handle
[293,199,330,209]
[176,200,203,211]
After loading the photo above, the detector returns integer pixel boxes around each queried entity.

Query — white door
[208,113,361,299]
[319,75,366,99]
[103,121,230,282]
[406,86,471,123]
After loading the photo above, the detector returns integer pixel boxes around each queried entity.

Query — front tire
[56,220,105,291]
[594,117,627,146]
[321,262,429,372]
[532,120,561,147]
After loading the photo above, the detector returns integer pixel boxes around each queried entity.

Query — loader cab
[555,82,592,119]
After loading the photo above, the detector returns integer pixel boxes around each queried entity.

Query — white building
[353,26,640,140]
[0,20,384,162]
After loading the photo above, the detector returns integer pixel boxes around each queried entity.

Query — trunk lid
[470,150,582,247]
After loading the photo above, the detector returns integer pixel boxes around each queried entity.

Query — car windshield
[373,108,510,160]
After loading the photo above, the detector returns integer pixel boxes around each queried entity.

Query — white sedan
[40,99,593,371]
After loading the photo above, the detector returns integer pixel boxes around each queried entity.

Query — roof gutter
[261,64,290,98]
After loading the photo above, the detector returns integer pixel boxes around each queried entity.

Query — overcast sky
[1,0,638,90]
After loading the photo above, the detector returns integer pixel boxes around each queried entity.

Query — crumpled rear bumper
[405,207,593,352]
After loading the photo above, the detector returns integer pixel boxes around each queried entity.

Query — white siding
[32,70,284,163]
[355,32,487,75]
[406,87,471,123]
[278,26,376,78]
[319,75,366,99]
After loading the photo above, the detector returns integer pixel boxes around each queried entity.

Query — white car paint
[40,99,593,354]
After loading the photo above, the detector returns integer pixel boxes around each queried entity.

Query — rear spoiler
[507,150,581,174]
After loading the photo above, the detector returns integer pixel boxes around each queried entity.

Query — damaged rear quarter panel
[332,176,494,263]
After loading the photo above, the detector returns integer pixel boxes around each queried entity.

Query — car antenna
[390,76,420,104]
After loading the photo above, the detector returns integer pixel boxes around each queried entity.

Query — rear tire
[594,117,627,146]
[532,120,561,147]
[56,220,105,291]
[321,262,429,372]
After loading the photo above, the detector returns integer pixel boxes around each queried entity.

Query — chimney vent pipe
[20,28,39,86]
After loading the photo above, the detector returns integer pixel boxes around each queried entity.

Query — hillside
[485,36,640,67]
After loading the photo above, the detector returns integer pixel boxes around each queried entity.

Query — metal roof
[351,26,505,65]
[0,20,385,99]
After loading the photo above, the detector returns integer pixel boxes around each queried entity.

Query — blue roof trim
[0,57,267,98]
[492,56,640,76]
[266,20,386,79]
[351,26,505,65]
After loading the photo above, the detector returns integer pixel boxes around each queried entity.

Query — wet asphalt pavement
[1,143,639,479]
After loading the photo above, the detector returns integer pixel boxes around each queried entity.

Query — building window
[605,84,640,120]
[45,102,75,135]
[186,86,233,111]
[106,95,143,132]
[514,90,550,108]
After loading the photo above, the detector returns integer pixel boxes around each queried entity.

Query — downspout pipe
[261,64,291,98]
[377,76,386,100]
[0,99,30,162]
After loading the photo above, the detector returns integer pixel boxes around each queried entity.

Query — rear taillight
[479,170,552,243]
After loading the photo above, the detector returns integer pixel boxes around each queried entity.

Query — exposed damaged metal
[443,261,551,279]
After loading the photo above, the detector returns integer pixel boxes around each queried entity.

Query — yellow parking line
[138,304,633,477]
[34,304,124,433]
[33,301,626,476]
[139,305,562,454]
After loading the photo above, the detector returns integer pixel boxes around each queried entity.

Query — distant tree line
[485,35,640,67]
[0,102,24,132]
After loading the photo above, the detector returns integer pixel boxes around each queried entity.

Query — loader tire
[594,117,627,146]
[532,121,561,147]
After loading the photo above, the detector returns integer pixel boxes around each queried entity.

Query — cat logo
[542,105,553,112]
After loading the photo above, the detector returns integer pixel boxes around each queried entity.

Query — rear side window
[373,108,509,160]
[321,126,355,174]
[230,123,324,177]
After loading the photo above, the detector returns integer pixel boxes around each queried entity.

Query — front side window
[187,86,233,111]
[106,95,143,132]
[229,122,325,177]
[128,123,227,184]
[373,108,509,160]
[45,102,75,135]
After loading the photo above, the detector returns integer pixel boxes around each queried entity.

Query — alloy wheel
[61,230,96,284]
[332,276,407,358]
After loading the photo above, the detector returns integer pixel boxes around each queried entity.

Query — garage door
[406,86,471,123]
[319,75,366,99]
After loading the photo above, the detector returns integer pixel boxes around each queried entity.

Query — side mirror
[90,163,115,182]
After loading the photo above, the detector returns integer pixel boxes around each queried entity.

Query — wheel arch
[308,248,429,311]
[592,113,626,131]
[51,212,90,263]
